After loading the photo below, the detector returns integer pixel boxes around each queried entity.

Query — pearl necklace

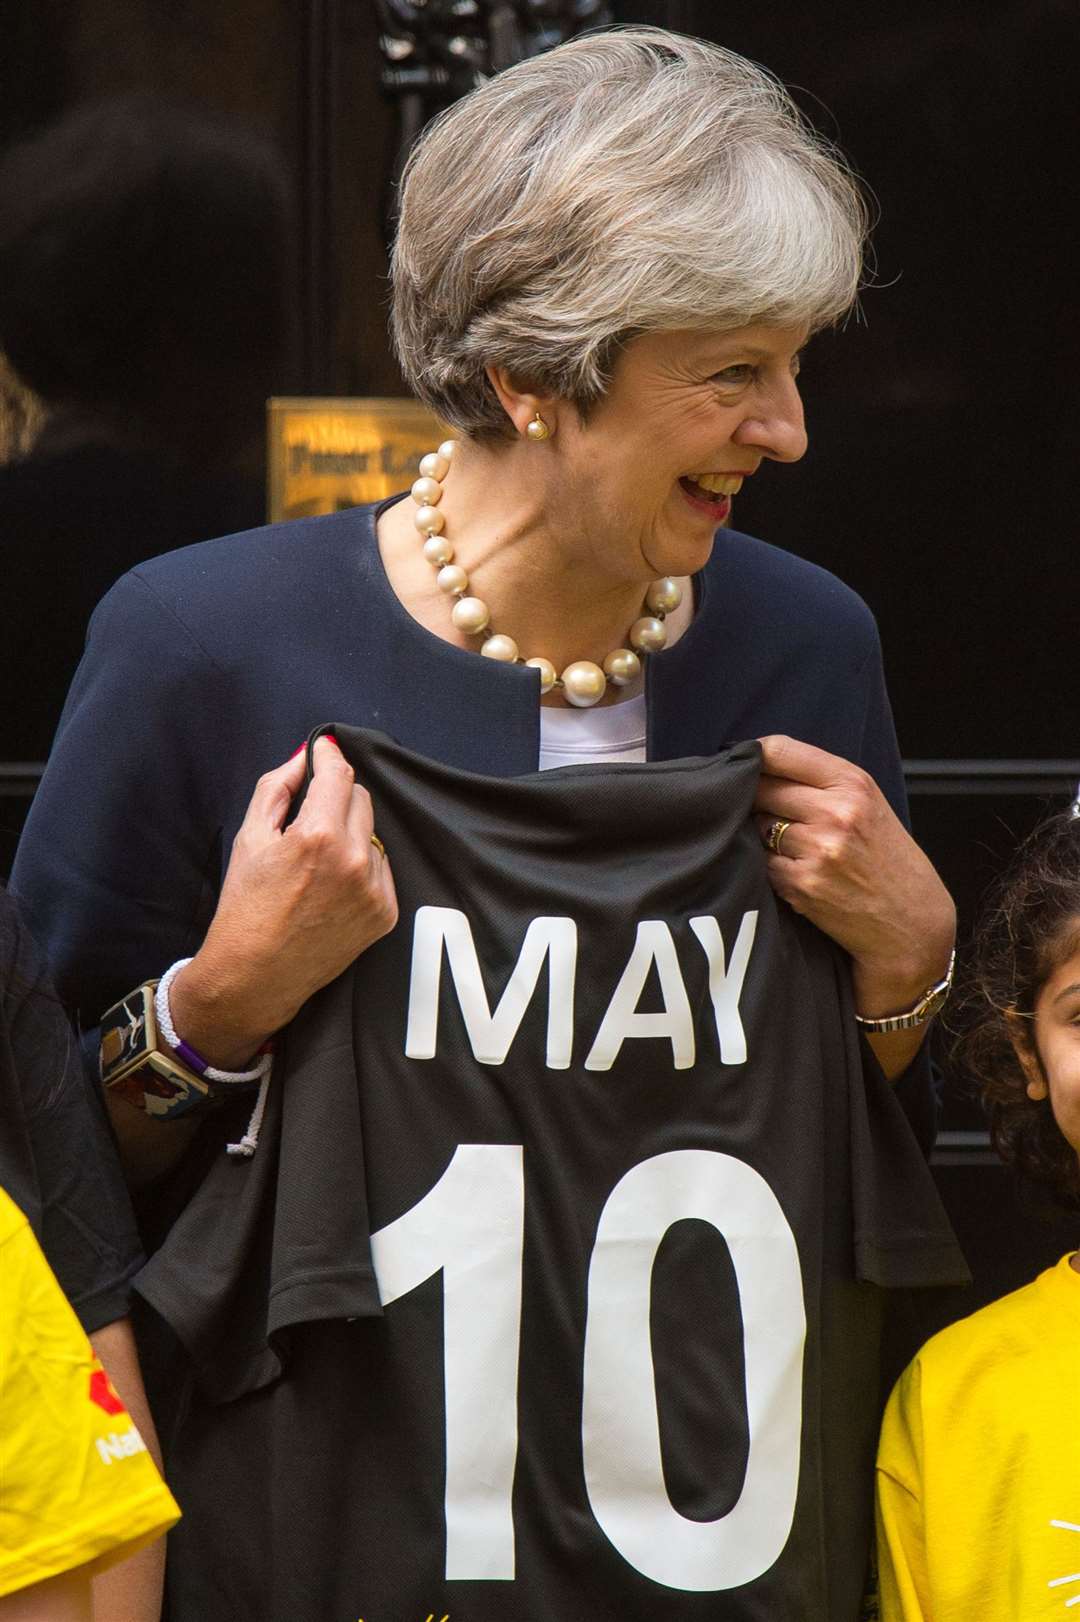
[410,439,682,708]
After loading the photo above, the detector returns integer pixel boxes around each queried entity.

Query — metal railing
[905,760,1080,797]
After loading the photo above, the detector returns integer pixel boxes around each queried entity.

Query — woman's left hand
[753,735,956,1035]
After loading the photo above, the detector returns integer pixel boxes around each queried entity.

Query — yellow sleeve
[875,1363,931,1622]
[0,1195,180,1599]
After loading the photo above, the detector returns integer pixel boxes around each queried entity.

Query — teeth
[691,473,743,496]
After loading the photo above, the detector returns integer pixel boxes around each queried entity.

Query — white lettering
[95,1428,147,1466]
[374,1146,805,1589]
[372,1144,524,1578]
[405,907,577,1068]
[583,1149,805,1589]
[405,910,757,1073]
[689,911,758,1066]
[585,921,695,1072]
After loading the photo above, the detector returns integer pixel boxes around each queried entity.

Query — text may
[405,907,758,1072]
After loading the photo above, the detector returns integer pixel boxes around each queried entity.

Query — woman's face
[1021,930,1080,1159]
[550,322,809,584]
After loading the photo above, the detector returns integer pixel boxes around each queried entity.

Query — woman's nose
[733,381,808,464]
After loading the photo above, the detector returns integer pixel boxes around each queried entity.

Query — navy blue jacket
[11,500,928,1130]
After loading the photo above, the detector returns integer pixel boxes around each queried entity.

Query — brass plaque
[267,396,447,523]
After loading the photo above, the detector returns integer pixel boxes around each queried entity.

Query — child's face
[1020,933,1080,1160]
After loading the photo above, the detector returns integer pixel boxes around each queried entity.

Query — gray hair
[391,26,868,439]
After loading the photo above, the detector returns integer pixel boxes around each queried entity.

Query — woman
[12,28,964,1621]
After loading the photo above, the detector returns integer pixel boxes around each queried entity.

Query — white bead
[645,577,682,615]
[603,648,641,686]
[481,634,519,663]
[451,595,491,635]
[419,451,450,481]
[411,476,442,506]
[413,504,444,535]
[561,660,607,707]
[525,656,557,694]
[437,564,469,594]
[438,439,457,462]
[629,615,667,653]
[423,535,453,566]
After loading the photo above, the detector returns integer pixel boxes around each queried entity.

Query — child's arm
[88,1318,167,1622]
[0,1570,91,1621]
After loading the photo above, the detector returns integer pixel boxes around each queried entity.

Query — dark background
[2,0,1078,1339]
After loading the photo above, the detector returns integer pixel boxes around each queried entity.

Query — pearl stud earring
[525,412,552,442]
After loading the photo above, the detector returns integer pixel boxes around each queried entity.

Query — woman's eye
[711,365,753,385]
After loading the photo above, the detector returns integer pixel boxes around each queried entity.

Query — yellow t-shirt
[876,1254,1080,1620]
[0,1186,180,1598]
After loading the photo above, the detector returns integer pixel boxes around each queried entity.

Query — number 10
[371,1145,805,1594]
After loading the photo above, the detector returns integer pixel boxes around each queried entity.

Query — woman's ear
[484,365,558,439]
[1006,1012,1048,1100]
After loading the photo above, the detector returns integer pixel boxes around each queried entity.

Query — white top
[538,693,647,771]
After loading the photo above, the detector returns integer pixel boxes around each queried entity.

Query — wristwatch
[853,950,956,1034]
[99,982,216,1118]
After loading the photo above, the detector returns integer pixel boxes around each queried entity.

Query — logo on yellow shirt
[88,1365,126,1416]
[96,1429,150,1466]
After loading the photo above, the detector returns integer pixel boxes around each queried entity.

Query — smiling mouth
[679,473,744,503]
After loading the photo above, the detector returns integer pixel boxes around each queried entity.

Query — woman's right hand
[168,736,398,1069]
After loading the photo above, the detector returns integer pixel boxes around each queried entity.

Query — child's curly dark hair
[951,810,1080,1206]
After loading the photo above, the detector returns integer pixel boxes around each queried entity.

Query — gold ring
[370,833,386,858]
[764,818,791,856]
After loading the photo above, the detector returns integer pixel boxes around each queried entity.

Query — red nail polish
[289,744,306,760]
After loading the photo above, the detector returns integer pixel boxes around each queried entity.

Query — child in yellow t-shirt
[876,811,1080,1620]
[0,1186,179,1615]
